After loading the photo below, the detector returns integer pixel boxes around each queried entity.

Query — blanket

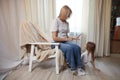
[19,21,65,65]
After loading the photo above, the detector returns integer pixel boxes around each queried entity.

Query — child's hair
[86,42,96,61]
[86,42,96,53]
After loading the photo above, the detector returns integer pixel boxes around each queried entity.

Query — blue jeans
[51,41,83,70]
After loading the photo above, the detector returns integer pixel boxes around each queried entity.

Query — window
[55,0,83,33]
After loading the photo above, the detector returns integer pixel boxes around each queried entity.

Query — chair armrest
[28,42,59,45]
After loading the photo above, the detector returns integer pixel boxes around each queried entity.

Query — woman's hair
[58,5,72,19]
[86,42,96,61]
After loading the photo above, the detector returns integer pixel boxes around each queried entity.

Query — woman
[51,5,85,76]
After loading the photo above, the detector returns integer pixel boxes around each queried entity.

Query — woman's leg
[65,42,83,68]
[59,43,77,70]
[51,42,76,70]
[65,42,86,76]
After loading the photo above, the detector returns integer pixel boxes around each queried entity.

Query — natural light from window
[55,0,83,33]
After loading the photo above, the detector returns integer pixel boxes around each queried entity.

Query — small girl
[81,42,100,71]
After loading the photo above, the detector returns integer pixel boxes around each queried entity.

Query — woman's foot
[77,68,86,76]
[71,70,77,76]
[66,63,71,68]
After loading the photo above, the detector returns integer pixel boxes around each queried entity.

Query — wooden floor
[5,54,120,80]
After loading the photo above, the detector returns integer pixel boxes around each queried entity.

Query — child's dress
[81,51,92,66]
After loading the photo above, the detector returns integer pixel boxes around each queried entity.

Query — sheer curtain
[88,0,111,57]
[0,0,24,79]
[23,0,55,39]
[79,0,90,51]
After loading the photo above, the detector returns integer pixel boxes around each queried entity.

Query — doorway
[110,0,120,53]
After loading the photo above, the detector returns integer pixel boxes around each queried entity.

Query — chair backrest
[19,21,51,59]
[20,21,49,46]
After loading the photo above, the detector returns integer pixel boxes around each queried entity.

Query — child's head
[86,42,96,53]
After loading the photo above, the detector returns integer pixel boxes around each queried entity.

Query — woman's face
[59,7,71,21]
[63,15,69,20]
[61,12,70,20]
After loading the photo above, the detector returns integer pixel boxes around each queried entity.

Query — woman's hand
[72,36,80,40]
[66,37,79,41]
[67,37,73,41]
[72,34,81,40]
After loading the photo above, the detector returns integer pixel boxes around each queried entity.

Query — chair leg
[55,45,59,74]
[29,44,34,72]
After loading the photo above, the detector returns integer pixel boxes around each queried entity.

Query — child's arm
[91,61,100,71]
[90,54,100,71]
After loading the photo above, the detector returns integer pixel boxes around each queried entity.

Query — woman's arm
[52,32,73,42]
